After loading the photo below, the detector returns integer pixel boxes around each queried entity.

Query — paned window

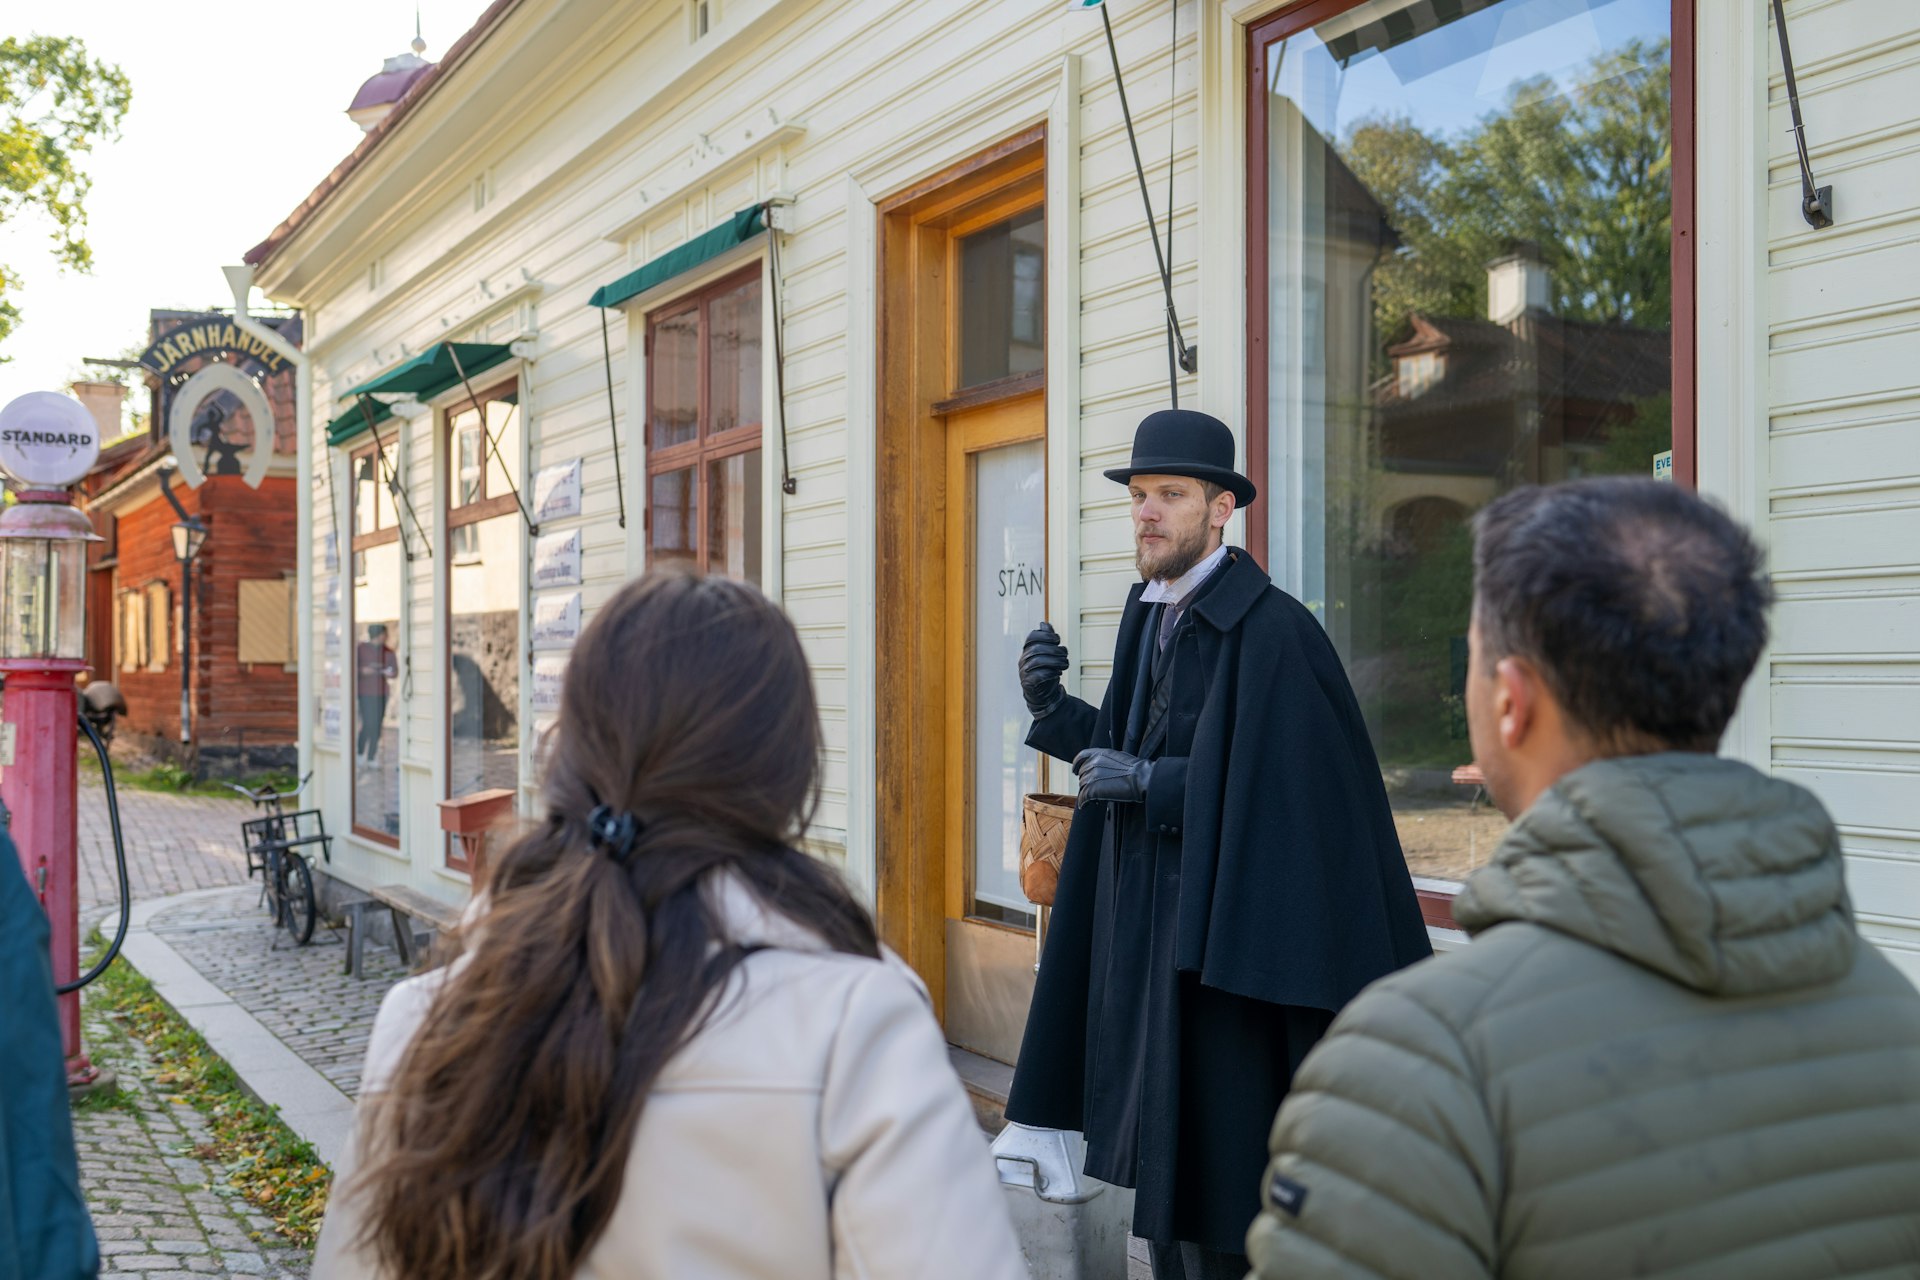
[444,384,523,871]
[1248,0,1683,885]
[645,267,763,584]
[143,581,170,673]
[349,439,402,843]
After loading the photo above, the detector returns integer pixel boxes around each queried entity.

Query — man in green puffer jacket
[1247,478,1920,1280]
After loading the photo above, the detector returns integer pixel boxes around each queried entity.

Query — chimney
[1486,241,1551,325]
[69,379,127,443]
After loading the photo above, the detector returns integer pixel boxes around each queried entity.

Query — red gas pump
[0,391,108,1086]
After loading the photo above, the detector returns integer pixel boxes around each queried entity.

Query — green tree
[1343,38,1672,351]
[0,35,133,356]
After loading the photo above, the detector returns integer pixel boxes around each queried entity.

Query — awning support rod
[765,201,797,496]
[356,395,432,561]
[597,309,629,529]
[1770,0,1834,229]
[1099,2,1196,407]
[447,343,538,536]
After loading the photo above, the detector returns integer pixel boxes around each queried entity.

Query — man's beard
[1135,516,1212,582]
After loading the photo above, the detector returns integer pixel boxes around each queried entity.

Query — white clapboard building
[247,0,1920,1068]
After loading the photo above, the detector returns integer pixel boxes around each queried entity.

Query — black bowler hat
[1103,409,1257,508]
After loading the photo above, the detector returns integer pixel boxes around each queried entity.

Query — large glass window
[445,385,523,872]
[645,268,764,583]
[1251,0,1677,883]
[350,440,403,842]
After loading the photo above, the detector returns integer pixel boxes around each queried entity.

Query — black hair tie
[586,804,642,864]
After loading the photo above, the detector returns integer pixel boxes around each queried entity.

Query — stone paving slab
[77,992,312,1278]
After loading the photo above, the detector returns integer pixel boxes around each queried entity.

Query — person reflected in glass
[353,624,395,766]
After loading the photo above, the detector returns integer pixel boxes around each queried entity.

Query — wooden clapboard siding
[1753,0,1920,981]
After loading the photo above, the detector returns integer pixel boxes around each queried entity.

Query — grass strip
[93,950,332,1246]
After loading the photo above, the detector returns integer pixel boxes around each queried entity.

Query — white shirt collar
[1141,542,1229,605]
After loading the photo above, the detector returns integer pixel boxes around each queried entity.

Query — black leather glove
[1074,748,1153,804]
[1019,622,1070,719]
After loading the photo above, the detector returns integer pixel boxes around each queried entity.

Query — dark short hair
[1471,478,1772,753]
[1202,480,1226,505]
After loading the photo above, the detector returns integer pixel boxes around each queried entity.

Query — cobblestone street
[71,778,406,1276]
[150,888,406,1099]
[75,997,312,1279]
[78,773,255,912]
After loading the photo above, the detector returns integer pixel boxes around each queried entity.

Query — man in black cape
[1005,409,1431,1279]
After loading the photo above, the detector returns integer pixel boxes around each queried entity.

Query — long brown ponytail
[350,571,879,1279]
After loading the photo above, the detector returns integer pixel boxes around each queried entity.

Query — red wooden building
[76,310,303,777]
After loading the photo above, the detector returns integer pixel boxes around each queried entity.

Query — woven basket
[1019,792,1078,907]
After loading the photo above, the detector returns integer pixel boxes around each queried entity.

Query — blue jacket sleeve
[1144,756,1189,833]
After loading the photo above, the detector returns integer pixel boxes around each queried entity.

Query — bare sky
[0,2,496,418]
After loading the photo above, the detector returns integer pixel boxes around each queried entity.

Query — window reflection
[958,206,1045,389]
[1260,0,1673,882]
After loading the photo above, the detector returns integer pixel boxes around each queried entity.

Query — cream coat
[314,878,1025,1280]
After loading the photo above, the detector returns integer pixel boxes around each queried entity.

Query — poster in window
[533,459,583,522]
[321,699,343,741]
[531,654,568,713]
[323,531,340,572]
[532,528,583,588]
[531,592,581,650]
[322,575,340,616]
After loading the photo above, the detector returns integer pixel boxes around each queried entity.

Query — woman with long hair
[315,571,1024,1279]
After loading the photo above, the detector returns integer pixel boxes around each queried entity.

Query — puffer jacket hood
[1453,752,1855,997]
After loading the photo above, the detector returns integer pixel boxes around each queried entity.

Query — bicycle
[233,772,333,947]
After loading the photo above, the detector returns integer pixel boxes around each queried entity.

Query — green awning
[325,397,394,448]
[589,205,766,309]
[326,341,514,447]
[345,342,513,398]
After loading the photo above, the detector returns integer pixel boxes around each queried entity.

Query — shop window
[350,439,403,843]
[1248,0,1682,886]
[444,384,523,871]
[143,581,170,673]
[238,579,295,666]
[645,267,763,585]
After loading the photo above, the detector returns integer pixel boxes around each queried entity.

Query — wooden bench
[1451,763,1489,810]
[343,883,463,978]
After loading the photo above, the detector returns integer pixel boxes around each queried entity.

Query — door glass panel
[970,439,1045,929]
[1261,0,1672,883]
[449,513,521,858]
[649,466,698,568]
[352,541,402,838]
[957,206,1046,389]
[651,309,700,451]
[708,279,762,435]
[706,450,762,585]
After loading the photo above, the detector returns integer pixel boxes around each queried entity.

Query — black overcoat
[1003,549,1432,1253]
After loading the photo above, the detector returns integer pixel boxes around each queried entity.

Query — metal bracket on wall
[1770,0,1834,230]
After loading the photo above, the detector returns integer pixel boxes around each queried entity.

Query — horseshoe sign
[167,363,275,490]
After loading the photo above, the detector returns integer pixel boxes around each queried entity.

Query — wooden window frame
[1242,0,1697,928]
[442,379,522,873]
[445,381,522,532]
[347,438,401,848]
[643,264,766,575]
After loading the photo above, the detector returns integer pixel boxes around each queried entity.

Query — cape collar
[1121,547,1267,633]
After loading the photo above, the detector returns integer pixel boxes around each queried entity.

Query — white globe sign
[0,392,102,489]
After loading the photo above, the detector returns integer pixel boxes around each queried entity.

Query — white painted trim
[1047,54,1084,716]
[842,172,879,908]
[1694,0,1772,771]
[1200,0,1253,552]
